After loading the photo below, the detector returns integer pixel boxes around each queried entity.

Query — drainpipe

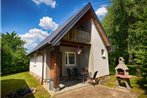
[37,51,44,85]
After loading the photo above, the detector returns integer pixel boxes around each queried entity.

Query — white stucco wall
[89,19,109,77]
[29,50,47,79]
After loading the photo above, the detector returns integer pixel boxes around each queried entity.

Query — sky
[1,0,110,52]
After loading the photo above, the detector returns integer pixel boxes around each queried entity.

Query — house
[28,3,111,92]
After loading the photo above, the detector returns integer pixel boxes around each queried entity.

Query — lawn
[102,65,147,98]
[1,72,51,98]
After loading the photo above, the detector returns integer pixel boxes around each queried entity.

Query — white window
[65,52,76,66]
[101,49,106,58]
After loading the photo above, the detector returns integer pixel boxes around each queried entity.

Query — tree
[1,32,29,75]
[102,0,147,65]
[102,0,131,65]
[102,0,147,91]
[140,52,147,91]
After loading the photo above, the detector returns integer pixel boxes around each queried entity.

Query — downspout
[37,51,44,85]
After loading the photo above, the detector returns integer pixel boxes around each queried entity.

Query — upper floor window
[101,49,106,58]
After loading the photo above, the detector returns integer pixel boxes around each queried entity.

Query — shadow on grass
[1,79,35,98]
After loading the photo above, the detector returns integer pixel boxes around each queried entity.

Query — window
[101,49,106,58]
[65,52,76,66]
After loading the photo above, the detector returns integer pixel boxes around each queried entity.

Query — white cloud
[32,0,56,8]
[95,7,108,17]
[39,16,58,31]
[20,28,49,52]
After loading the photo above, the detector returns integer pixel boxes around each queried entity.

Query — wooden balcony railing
[63,29,90,43]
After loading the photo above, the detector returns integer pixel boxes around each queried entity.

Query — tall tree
[102,0,147,65]
[102,0,130,65]
[127,0,147,65]
[1,32,29,75]
[102,0,147,90]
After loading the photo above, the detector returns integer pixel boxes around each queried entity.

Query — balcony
[62,29,90,44]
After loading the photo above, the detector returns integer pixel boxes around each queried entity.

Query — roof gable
[28,3,111,55]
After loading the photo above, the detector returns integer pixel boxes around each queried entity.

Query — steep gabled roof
[28,3,111,55]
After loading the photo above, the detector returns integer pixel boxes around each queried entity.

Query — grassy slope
[1,72,50,98]
[103,65,147,98]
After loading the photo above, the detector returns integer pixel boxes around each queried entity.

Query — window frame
[65,52,76,66]
[101,49,106,58]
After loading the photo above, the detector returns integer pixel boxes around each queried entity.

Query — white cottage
[28,3,111,92]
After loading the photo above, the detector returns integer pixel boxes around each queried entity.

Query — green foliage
[102,0,147,65]
[1,32,29,75]
[102,0,131,65]
[102,0,147,92]
[139,52,147,92]
[128,0,147,65]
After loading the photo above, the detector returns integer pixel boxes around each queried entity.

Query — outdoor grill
[115,57,129,76]
[115,57,132,89]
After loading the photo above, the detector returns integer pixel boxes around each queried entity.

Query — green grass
[1,72,51,98]
[102,75,147,98]
[106,64,147,98]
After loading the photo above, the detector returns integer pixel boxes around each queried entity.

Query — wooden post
[41,54,44,85]
[54,46,60,91]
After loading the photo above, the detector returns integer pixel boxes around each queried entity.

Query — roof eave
[90,6,112,51]
[27,43,50,56]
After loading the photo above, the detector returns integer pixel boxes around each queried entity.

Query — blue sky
[2,0,110,52]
